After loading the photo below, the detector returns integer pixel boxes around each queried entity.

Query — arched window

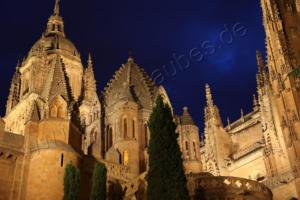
[50,106,58,118]
[132,120,135,138]
[123,150,129,166]
[193,142,197,158]
[185,141,189,150]
[60,153,64,167]
[124,118,128,138]
[144,124,148,148]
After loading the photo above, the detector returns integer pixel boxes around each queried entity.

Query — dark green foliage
[288,65,300,78]
[90,162,107,200]
[147,95,190,200]
[64,163,80,200]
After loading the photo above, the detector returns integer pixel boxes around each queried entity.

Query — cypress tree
[64,163,80,200]
[147,95,189,200]
[90,162,107,200]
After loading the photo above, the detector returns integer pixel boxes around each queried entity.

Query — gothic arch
[123,117,128,138]
[49,95,67,119]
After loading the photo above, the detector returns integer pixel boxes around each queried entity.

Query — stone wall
[0,130,24,200]
[0,155,17,200]
[25,148,81,200]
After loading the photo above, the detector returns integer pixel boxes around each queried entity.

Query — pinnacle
[54,0,61,16]
[87,53,93,70]
[205,84,214,106]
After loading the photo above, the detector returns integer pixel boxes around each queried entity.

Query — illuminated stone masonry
[1,0,300,200]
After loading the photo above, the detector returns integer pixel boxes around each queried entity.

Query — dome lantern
[46,0,65,37]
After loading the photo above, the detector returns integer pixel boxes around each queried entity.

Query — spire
[85,53,96,82]
[204,84,223,127]
[82,53,97,102]
[181,107,196,126]
[205,84,214,107]
[87,53,93,68]
[54,0,60,16]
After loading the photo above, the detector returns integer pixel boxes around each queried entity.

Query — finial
[183,106,188,111]
[87,53,93,67]
[227,117,230,126]
[227,117,231,129]
[205,84,214,106]
[128,50,134,63]
[253,94,259,110]
[54,0,60,16]
[240,108,245,122]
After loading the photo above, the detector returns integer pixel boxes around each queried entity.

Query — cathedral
[0,0,299,199]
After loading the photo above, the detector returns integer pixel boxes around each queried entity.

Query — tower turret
[177,107,202,174]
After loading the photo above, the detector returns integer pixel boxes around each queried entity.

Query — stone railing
[262,170,295,189]
[187,174,273,200]
[101,160,133,181]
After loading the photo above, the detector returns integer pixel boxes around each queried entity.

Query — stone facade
[0,0,295,200]
[201,1,300,199]
[0,1,201,199]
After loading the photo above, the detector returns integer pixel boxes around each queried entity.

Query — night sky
[0,0,265,131]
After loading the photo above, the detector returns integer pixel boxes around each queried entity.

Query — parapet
[187,173,273,200]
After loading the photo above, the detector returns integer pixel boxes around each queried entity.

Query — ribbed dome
[28,0,79,58]
[29,34,79,58]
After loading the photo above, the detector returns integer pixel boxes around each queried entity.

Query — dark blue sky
[0,0,265,131]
